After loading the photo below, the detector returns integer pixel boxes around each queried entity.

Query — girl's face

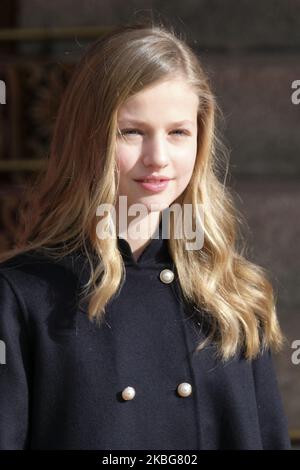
[115,78,199,213]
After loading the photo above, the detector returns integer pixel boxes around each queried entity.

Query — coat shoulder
[0,248,86,283]
[0,249,88,325]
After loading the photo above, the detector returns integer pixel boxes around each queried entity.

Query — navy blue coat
[0,233,291,450]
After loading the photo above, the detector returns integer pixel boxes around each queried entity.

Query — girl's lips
[134,179,172,193]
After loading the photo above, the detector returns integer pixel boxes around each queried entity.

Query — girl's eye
[120,129,142,136]
[172,129,188,136]
[118,129,189,137]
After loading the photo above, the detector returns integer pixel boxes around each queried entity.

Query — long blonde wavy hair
[0,20,285,361]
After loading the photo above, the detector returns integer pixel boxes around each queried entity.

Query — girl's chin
[116,194,173,212]
[133,198,170,211]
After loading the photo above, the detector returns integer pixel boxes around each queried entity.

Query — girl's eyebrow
[118,118,194,127]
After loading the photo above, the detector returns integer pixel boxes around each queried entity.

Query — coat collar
[116,217,173,267]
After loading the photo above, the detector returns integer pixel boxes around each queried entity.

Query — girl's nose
[142,135,169,167]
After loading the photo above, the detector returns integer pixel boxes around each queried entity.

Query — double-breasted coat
[0,230,291,450]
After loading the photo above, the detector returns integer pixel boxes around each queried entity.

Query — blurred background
[0,0,299,448]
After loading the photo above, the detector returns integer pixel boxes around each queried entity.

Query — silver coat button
[177,382,192,397]
[159,269,174,284]
[121,386,136,401]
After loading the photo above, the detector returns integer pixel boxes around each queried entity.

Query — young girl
[0,21,291,450]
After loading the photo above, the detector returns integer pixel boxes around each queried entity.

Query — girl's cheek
[116,154,127,171]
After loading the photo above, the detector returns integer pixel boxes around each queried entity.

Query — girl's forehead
[124,79,196,100]
[117,81,199,118]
